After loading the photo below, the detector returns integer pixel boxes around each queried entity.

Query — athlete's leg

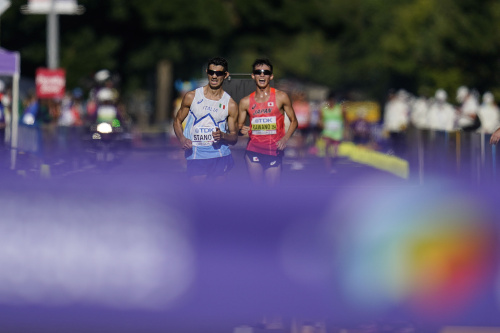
[324,139,333,171]
[264,164,282,186]
[245,153,264,185]
[212,155,234,183]
[324,139,339,173]
[329,142,340,173]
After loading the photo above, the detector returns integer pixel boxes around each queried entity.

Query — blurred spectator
[0,79,6,150]
[22,93,39,126]
[87,69,120,121]
[383,89,410,157]
[71,87,86,126]
[57,91,84,163]
[477,91,500,134]
[319,92,345,173]
[94,87,120,124]
[410,96,429,129]
[456,85,480,131]
[427,89,456,131]
[58,92,79,127]
[308,100,322,152]
[1,85,13,149]
[291,91,311,170]
[350,107,372,146]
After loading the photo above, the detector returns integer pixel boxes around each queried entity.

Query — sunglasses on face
[207,70,226,77]
[253,69,272,76]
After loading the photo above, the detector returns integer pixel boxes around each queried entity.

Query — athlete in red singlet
[238,58,298,186]
[246,87,285,155]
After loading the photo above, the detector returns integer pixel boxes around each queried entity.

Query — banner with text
[36,68,66,99]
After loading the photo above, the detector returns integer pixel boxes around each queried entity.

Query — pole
[156,59,173,126]
[10,72,19,170]
[47,0,58,69]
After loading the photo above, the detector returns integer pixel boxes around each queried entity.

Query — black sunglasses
[253,69,272,76]
[207,70,226,77]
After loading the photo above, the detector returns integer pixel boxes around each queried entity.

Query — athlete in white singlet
[173,57,238,183]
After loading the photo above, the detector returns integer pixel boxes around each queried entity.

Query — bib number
[251,116,277,135]
[192,126,216,146]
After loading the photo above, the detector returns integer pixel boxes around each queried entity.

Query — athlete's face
[206,64,228,89]
[252,64,273,89]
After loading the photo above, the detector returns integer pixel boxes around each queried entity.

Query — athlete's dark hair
[252,58,273,73]
[207,57,228,72]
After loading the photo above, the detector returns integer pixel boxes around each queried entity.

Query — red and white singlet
[246,88,285,156]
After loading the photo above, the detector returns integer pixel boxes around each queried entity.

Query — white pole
[47,0,58,69]
[10,72,19,170]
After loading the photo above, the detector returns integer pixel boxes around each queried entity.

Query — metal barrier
[402,127,499,184]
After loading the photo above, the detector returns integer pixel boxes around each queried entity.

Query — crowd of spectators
[0,69,129,170]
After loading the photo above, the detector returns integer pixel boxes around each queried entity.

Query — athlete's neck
[204,85,224,100]
[255,86,271,101]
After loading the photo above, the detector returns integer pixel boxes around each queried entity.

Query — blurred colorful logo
[330,182,498,323]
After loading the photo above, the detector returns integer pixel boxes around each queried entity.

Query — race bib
[192,126,216,146]
[251,116,277,135]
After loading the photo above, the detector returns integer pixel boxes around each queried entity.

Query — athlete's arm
[276,90,298,150]
[238,96,250,135]
[173,90,195,150]
[490,127,500,144]
[213,98,238,145]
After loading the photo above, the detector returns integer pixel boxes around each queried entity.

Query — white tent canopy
[0,47,20,169]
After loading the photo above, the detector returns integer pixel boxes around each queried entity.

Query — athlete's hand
[212,128,223,141]
[276,138,288,150]
[180,137,193,150]
[239,126,250,136]
[490,129,500,145]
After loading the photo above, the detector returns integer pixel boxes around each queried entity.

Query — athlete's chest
[191,97,228,122]
[193,98,227,113]
[250,99,280,117]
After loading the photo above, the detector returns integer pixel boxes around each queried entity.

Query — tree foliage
[1,0,500,100]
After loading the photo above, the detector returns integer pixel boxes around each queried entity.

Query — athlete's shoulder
[228,97,238,110]
[186,89,198,99]
[181,90,197,106]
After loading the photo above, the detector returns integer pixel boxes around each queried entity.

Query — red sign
[36,68,66,98]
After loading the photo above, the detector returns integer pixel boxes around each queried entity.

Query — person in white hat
[478,92,500,134]
[456,86,480,131]
[427,89,456,131]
